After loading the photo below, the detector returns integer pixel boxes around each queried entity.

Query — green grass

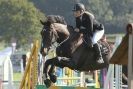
[13,72,22,89]
[13,72,22,81]
[0,41,6,51]
[36,85,102,89]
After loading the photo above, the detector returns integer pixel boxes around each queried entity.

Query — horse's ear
[40,20,45,25]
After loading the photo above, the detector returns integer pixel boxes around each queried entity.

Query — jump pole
[127,23,133,89]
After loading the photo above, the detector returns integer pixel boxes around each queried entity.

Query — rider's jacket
[75,11,103,36]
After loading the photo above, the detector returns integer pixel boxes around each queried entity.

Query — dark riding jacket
[75,12,103,37]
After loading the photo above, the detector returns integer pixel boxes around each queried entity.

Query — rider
[72,3,104,63]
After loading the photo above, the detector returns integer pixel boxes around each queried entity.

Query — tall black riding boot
[93,43,104,64]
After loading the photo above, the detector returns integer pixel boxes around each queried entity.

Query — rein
[50,24,59,48]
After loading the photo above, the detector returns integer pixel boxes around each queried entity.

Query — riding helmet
[72,3,85,11]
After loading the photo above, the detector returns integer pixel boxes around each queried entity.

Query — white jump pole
[127,23,133,89]
[115,36,122,89]
[80,72,85,87]
[104,35,122,89]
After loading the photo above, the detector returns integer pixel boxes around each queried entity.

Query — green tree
[30,0,76,25]
[107,0,133,33]
[0,0,45,48]
[85,0,113,22]
[31,0,114,31]
[30,0,133,33]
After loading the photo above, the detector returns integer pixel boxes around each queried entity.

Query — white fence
[0,47,14,89]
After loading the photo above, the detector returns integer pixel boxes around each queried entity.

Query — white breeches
[91,29,104,44]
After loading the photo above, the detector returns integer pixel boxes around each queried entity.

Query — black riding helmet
[72,3,85,11]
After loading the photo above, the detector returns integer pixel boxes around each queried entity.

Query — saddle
[82,35,111,56]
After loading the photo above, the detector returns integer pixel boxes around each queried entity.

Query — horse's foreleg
[43,59,53,88]
[43,60,50,79]
[47,57,74,83]
[43,57,62,87]
[43,57,61,79]
[48,64,57,83]
[54,57,76,70]
[44,57,76,73]
[43,57,76,87]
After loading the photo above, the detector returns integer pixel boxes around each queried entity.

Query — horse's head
[40,20,71,57]
[40,20,58,56]
[40,15,75,56]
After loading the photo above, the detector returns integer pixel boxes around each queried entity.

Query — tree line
[0,0,45,49]
[31,0,133,33]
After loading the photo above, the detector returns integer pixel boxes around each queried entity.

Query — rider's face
[73,11,81,17]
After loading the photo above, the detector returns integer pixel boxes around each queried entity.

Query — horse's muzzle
[40,48,48,57]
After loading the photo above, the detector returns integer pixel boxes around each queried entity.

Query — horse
[40,15,111,88]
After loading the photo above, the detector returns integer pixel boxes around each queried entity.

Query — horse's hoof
[50,75,57,83]
[44,79,51,88]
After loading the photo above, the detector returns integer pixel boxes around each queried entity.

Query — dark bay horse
[40,15,111,88]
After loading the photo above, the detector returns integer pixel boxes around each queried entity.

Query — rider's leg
[91,30,104,63]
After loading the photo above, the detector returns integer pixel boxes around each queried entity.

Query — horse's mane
[40,14,79,49]
[40,15,67,27]
[47,15,67,25]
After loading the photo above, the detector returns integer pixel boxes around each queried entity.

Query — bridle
[41,23,59,54]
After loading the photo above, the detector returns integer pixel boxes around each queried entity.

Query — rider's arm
[74,17,81,32]
[84,14,94,36]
